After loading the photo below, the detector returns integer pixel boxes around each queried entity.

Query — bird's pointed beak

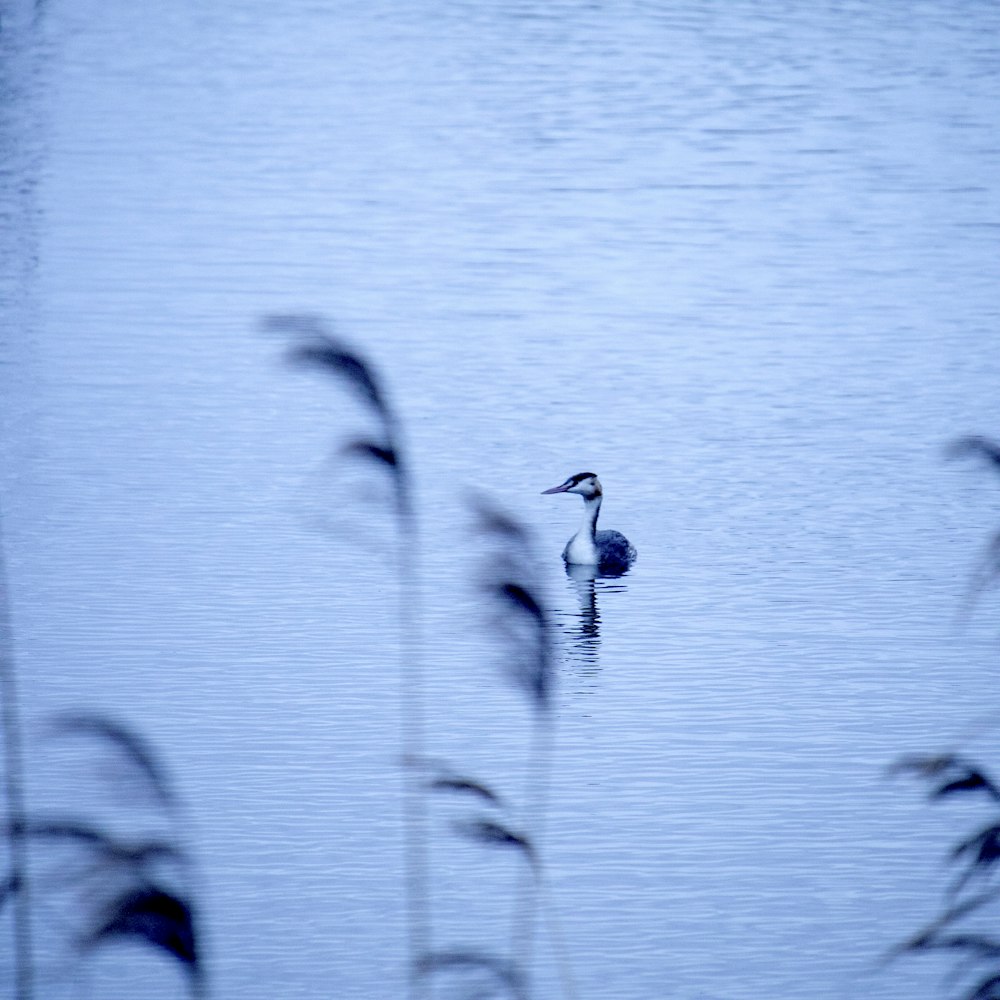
[541,482,571,494]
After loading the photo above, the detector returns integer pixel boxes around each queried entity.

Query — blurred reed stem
[270,317,433,1000]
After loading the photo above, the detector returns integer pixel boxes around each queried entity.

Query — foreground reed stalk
[268,316,432,1000]
[0,513,33,1000]
[886,434,1000,1000]
[472,501,560,997]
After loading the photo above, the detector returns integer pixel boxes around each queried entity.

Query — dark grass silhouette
[417,950,528,1000]
[27,714,202,995]
[887,436,1000,1000]
[46,712,179,810]
[83,887,198,971]
[470,495,559,995]
[947,436,1000,618]
[266,314,431,999]
[428,773,505,806]
[0,709,203,997]
[890,753,1000,998]
[1,406,199,997]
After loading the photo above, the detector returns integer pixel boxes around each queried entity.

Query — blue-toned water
[3,1,1000,997]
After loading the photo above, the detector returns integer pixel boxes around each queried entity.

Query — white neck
[563,495,602,565]
[580,494,602,538]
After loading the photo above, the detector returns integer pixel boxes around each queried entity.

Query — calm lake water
[3,1,1000,998]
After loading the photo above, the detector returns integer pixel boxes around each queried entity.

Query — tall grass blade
[342,439,398,468]
[970,974,1000,999]
[417,950,527,999]
[491,581,551,711]
[891,753,1000,802]
[10,819,181,867]
[455,818,535,865]
[46,713,176,809]
[0,872,19,910]
[10,757,200,992]
[471,497,562,995]
[269,317,427,998]
[947,436,1000,613]
[933,771,1000,801]
[891,439,1000,998]
[947,436,1000,472]
[429,775,503,806]
[264,314,393,428]
[82,885,200,982]
[953,824,1000,872]
[950,824,1000,896]
[341,438,410,519]
[291,344,389,422]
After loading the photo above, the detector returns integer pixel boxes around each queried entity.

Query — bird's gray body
[594,530,637,574]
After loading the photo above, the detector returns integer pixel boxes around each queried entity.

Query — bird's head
[541,472,602,500]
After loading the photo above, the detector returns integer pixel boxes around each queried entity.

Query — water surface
[2,1,1000,997]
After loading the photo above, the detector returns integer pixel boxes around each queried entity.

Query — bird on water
[541,472,637,575]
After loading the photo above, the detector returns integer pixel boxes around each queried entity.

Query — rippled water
[3,1,1000,997]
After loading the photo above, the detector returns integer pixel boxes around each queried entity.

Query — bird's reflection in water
[554,562,629,677]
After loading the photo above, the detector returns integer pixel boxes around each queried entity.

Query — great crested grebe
[542,472,637,575]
